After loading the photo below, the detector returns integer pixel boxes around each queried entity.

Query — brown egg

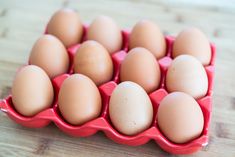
[129,20,166,59]
[58,74,102,125]
[11,65,54,117]
[47,9,83,47]
[157,92,204,144]
[74,40,113,86]
[87,15,122,53]
[172,27,211,65]
[29,35,70,78]
[120,47,161,93]
[109,81,153,135]
[166,55,208,99]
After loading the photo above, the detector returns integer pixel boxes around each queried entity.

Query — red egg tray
[0,25,216,155]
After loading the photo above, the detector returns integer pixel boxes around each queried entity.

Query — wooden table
[0,0,235,156]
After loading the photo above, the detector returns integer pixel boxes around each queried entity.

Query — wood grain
[0,0,235,156]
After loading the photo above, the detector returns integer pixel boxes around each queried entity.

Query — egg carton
[0,25,216,154]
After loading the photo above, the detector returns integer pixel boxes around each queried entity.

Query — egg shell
[172,27,211,65]
[87,16,123,54]
[120,47,161,93]
[58,74,102,125]
[109,81,153,136]
[157,92,204,144]
[47,9,83,47]
[11,65,54,117]
[128,20,166,59]
[165,55,208,99]
[0,28,216,154]
[29,35,70,78]
[73,40,114,86]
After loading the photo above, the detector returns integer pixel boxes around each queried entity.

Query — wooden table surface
[0,0,235,156]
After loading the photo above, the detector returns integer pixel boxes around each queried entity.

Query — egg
[58,74,102,125]
[74,40,113,86]
[11,65,54,117]
[87,15,122,53]
[129,20,166,59]
[172,27,211,65]
[29,35,70,78]
[166,55,208,99]
[157,92,204,144]
[47,9,83,47]
[120,47,161,93]
[109,81,153,135]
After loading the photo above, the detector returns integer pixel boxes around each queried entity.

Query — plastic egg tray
[0,25,216,154]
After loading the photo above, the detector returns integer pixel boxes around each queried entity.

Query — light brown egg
[129,20,166,59]
[120,47,161,93]
[172,27,211,65]
[29,35,70,78]
[87,15,122,54]
[166,55,208,99]
[109,81,153,136]
[11,65,54,117]
[73,40,113,86]
[47,9,83,47]
[157,92,204,144]
[58,74,102,125]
